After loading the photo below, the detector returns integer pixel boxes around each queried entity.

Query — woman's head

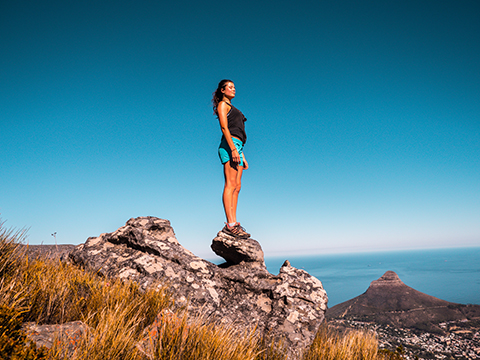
[212,79,234,114]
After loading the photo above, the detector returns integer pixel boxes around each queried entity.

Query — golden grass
[142,310,261,360]
[1,246,172,326]
[49,302,145,360]
[0,220,405,360]
[0,220,173,360]
[304,324,380,360]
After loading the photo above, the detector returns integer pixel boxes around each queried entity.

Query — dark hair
[212,79,233,115]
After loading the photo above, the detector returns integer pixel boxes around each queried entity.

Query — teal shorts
[218,137,244,167]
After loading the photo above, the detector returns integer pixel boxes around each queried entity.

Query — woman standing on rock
[212,79,250,238]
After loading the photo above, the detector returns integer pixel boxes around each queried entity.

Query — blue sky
[1,0,479,258]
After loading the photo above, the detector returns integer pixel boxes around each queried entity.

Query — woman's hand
[242,154,248,170]
[231,148,241,163]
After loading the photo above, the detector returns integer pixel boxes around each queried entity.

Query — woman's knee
[233,182,241,193]
[225,180,241,193]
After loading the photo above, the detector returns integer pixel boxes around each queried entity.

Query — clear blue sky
[1,0,479,258]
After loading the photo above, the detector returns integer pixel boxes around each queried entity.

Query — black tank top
[222,102,247,144]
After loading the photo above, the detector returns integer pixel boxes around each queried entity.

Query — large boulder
[69,216,328,357]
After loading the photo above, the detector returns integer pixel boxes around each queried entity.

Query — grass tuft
[304,324,405,360]
[144,310,261,360]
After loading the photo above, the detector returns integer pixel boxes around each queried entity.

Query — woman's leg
[230,163,244,223]
[223,161,243,224]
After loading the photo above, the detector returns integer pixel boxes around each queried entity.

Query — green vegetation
[1,220,405,359]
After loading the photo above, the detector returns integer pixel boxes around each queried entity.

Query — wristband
[231,148,238,152]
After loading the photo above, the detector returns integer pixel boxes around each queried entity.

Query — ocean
[264,247,480,307]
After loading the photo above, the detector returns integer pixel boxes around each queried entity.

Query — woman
[212,79,250,238]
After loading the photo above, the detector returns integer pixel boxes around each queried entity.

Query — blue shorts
[218,137,244,167]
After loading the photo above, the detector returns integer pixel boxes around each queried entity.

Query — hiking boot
[222,223,250,238]
[234,223,251,238]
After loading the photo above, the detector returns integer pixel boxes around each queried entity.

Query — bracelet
[231,148,238,152]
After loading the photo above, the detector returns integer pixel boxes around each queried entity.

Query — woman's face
[222,82,236,100]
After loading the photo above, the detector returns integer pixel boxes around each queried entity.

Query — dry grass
[1,220,404,360]
[142,310,261,360]
[0,222,30,309]
[303,324,405,360]
[0,220,172,360]
[48,302,146,360]
[304,324,380,360]
[0,244,172,326]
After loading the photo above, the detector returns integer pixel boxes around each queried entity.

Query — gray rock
[24,321,87,355]
[69,216,328,357]
[211,231,265,264]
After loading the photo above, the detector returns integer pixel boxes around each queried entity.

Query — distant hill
[326,271,480,333]
[25,244,76,260]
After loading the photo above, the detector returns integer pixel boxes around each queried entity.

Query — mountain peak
[378,270,401,281]
[369,270,403,287]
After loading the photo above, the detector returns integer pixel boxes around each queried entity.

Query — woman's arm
[218,102,241,163]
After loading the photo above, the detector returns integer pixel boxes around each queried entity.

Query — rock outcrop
[69,216,328,357]
[327,270,480,333]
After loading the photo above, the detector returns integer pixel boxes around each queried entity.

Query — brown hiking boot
[222,223,250,238]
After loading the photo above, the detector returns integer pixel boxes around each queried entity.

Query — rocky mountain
[69,216,328,358]
[327,270,480,333]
